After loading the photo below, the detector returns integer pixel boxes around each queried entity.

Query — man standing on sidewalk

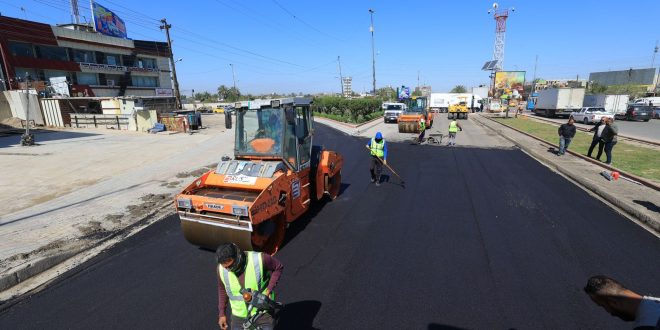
[367,132,387,186]
[557,117,576,156]
[587,117,607,160]
[601,117,618,165]
[447,119,463,146]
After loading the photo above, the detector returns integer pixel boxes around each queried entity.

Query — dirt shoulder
[0,114,234,299]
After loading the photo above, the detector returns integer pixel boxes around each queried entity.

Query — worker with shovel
[367,132,387,186]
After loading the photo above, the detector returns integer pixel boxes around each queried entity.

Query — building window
[137,58,157,69]
[105,74,122,86]
[14,67,38,80]
[76,72,98,85]
[9,42,34,57]
[72,49,95,63]
[35,45,69,61]
[131,75,158,87]
[105,54,121,66]
[44,70,69,81]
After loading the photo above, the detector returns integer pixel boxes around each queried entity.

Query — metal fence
[71,114,130,129]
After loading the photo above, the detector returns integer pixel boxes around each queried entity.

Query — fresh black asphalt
[1,124,659,329]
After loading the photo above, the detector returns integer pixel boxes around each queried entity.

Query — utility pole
[160,18,182,109]
[417,70,420,90]
[229,63,237,90]
[70,0,80,24]
[368,9,376,96]
[652,40,658,68]
[21,72,34,146]
[337,56,344,97]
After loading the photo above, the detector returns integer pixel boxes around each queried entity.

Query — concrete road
[1,123,659,329]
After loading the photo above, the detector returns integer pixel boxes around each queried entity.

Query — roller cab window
[235,108,284,157]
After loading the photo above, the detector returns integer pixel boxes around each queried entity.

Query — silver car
[570,107,614,125]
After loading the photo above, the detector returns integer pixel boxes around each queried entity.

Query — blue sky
[2,0,659,95]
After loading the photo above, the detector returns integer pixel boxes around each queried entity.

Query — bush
[311,96,382,124]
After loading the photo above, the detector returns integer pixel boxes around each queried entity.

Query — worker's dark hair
[215,243,238,264]
[584,275,626,296]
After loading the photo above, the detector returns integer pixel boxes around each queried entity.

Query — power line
[270,0,343,41]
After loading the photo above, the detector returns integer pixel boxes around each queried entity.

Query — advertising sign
[49,77,70,96]
[155,88,173,96]
[494,71,526,99]
[397,86,411,100]
[92,2,127,39]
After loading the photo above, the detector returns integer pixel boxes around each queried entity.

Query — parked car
[197,106,212,113]
[383,104,405,123]
[569,107,613,124]
[615,104,652,122]
[213,106,225,113]
[653,107,660,119]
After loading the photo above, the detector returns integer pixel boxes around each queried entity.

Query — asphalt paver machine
[175,98,343,254]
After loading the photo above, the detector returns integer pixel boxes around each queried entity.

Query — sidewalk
[473,114,660,234]
[0,114,234,297]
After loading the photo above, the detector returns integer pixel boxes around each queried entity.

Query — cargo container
[534,88,585,117]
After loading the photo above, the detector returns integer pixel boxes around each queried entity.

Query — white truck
[632,96,660,106]
[534,88,585,117]
[583,94,629,115]
[429,92,484,113]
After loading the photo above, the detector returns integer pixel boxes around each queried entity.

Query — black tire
[583,117,589,125]
[644,119,650,122]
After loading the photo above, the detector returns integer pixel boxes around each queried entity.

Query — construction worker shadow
[275,300,322,330]
[633,200,660,213]
[280,183,351,250]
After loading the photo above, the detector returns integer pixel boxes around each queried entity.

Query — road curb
[0,199,174,299]
[473,115,660,234]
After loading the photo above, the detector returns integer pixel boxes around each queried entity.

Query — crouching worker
[217,243,284,330]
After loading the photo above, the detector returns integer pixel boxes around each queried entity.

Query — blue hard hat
[375,132,382,139]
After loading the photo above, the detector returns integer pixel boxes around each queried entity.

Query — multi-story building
[342,76,352,97]
[0,16,174,99]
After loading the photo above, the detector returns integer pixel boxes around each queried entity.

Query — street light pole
[337,56,344,97]
[229,64,237,90]
[369,9,376,96]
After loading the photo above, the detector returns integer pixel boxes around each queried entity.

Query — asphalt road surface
[526,112,660,142]
[1,123,659,329]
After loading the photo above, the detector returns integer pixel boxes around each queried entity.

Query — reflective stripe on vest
[218,252,269,318]
[449,121,458,133]
[370,138,384,157]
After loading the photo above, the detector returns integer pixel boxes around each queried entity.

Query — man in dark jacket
[587,117,607,160]
[557,117,577,156]
[601,117,618,165]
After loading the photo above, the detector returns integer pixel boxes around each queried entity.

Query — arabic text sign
[223,174,257,185]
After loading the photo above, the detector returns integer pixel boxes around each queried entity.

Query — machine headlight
[177,198,192,209]
[232,205,249,216]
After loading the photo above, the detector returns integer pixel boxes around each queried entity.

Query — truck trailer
[534,88,585,118]
[583,94,629,115]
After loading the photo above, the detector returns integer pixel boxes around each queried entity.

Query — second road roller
[174,98,343,254]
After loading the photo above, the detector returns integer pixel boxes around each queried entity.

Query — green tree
[375,86,396,101]
[588,82,607,94]
[217,85,230,101]
[412,87,422,97]
[450,85,467,93]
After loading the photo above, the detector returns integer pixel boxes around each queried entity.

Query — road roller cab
[175,98,343,254]
[398,96,433,133]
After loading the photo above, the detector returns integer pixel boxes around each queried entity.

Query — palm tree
[450,85,467,93]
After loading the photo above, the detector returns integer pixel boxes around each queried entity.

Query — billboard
[92,2,127,39]
[494,71,526,99]
[397,86,411,100]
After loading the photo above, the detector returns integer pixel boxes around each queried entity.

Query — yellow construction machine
[397,96,433,133]
[174,98,343,254]
[448,96,469,119]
